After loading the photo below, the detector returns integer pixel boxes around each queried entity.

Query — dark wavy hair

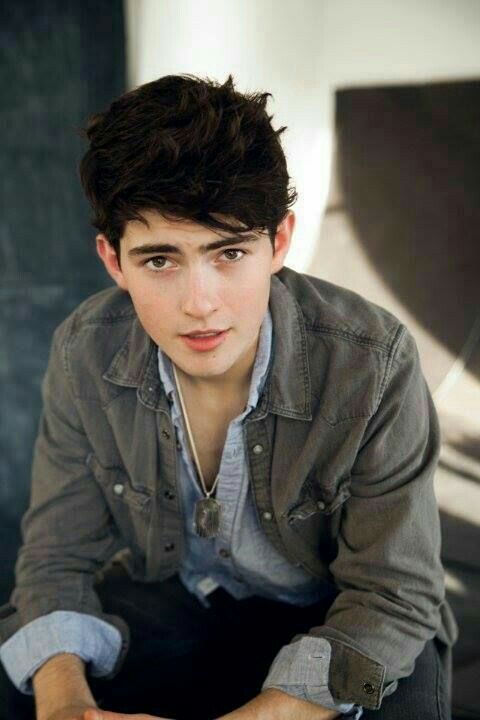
[77,73,298,259]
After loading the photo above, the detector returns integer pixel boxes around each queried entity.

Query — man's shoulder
[65,284,136,326]
[275,267,414,426]
[53,285,136,339]
[50,285,140,399]
[277,266,404,355]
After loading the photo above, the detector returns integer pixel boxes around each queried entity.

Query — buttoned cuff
[323,631,394,709]
[261,636,363,718]
[0,610,122,695]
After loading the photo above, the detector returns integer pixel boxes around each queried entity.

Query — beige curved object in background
[310,82,480,716]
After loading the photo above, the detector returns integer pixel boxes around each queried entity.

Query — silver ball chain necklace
[172,362,221,539]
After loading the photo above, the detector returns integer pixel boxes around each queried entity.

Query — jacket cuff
[0,610,122,695]
[315,630,396,710]
[261,636,363,717]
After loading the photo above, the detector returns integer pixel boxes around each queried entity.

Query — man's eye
[222,249,246,262]
[145,256,171,271]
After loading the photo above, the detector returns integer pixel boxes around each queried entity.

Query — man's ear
[96,234,128,290]
[270,210,295,275]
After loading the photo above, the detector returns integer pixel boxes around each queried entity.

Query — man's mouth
[180,329,230,352]
[182,329,227,338]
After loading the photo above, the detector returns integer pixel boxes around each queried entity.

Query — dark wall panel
[0,0,125,600]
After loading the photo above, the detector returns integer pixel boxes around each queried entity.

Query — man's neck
[175,362,251,404]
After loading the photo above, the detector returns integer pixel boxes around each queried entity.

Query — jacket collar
[103,271,312,421]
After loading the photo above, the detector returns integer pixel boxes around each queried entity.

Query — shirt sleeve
[0,610,122,695]
[261,636,364,718]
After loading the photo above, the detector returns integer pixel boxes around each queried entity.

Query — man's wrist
[258,688,340,720]
[33,653,97,720]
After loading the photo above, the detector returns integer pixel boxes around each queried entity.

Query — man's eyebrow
[127,233,260,258]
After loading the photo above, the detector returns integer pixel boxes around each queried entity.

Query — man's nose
[180,267,219,317]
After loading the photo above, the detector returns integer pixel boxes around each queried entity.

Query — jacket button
[161,430,171,440]
[219,548,230,558]
[317,500,326,510]
[113,483,124,496]
[252,444,263,455]
[263,511,273,521]
[176,441,181,450]
[363,683,375,695]
[164,490,176,500]
[164,543,175,552]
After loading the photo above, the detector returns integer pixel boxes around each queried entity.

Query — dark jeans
[0,562,451,719]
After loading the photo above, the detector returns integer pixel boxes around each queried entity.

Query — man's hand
[42,705,99,720]
[83,710,174,720]
[214,688,341,720]
[81,688,341,720]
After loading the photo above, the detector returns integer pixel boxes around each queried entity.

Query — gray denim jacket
[0,266,458,710]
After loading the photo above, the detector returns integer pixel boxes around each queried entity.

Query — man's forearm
[218,688,341,720]
[260,689,340,720]
[33,653,97,720]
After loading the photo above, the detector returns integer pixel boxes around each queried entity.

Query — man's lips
[181,329,228,337]
[180,329,229,352]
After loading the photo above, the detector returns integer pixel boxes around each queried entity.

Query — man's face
[97,210,294,387]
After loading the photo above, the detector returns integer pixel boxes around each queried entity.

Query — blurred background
[1,1,479,717]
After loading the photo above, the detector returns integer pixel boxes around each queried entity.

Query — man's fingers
[84,711,148,720]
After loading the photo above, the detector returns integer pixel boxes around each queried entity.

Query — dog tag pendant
[194,497,221,538]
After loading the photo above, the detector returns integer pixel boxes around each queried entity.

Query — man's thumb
[84,710,102,720]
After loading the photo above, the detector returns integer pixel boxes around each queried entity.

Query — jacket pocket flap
[86,453,152,512]
[286,476,351,521]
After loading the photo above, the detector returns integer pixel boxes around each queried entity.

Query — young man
[0,74,458,720]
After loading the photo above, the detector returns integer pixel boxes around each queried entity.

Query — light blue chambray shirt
[0,309,362,718]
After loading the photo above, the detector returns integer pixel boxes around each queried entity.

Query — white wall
[124,0,480,271]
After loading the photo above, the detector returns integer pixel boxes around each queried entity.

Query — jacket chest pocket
[286,475,351,521]
[87,454,152,553]
[285,475,351,553]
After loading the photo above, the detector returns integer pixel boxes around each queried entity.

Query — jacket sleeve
[294,325,448,710]
[0,320,130,679]
[0,610,122,695]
